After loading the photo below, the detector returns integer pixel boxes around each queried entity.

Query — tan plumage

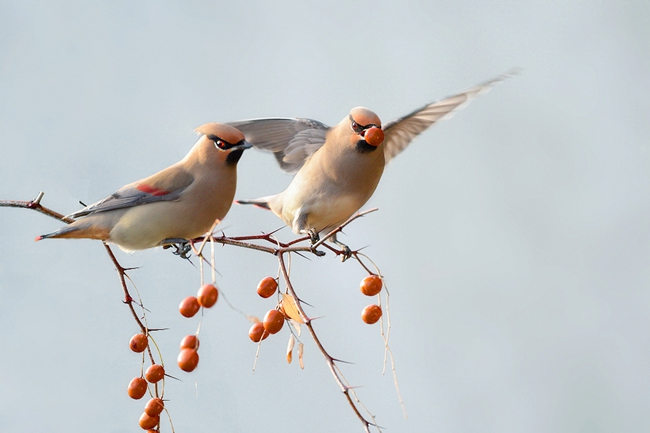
[232,70,516,240]
[261,108,384,236]
[37,123,251,251]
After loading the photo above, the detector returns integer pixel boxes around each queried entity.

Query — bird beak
[236,140,253,150]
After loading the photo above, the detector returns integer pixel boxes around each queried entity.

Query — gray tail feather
[35,225,79,241]
[234,198,270,210]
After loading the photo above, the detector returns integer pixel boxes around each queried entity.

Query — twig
[277,253,375,433]
[2,192,165,427]
[0,191,75,223]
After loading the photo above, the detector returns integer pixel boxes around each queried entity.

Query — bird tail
[35,218,110,241]
[35,225,82,241]
[234,198,271,210]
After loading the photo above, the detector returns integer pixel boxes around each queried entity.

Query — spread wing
[382,69,519,164]
[68,165,194,219]
[228,118,329,174]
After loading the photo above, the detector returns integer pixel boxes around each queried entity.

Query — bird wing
[68,165,194,219]
[382,69,518,164]
[228,118,329,174]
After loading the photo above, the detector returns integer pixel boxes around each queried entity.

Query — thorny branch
[1,193,157,360]
[1,193,170,426]
[2,192,75,223]
[2,192,394,433]
[190,208,385,432]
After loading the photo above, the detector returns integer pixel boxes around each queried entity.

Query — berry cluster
[126,334,166,431]
[177,283,220,372]
[359,274,383,324]
[248,276,284,342]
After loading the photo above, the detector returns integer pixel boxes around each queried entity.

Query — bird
[230,70,516,253]
[36,123,252,252]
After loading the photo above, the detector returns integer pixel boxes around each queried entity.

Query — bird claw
[300,229,326,257]
[162,239,192,259]
[339,245,352,262]
[307,228,320,244]
[329,233,352,262]
[174,242,192,259]
[310,246,326,257]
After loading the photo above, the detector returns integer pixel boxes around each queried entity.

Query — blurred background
[1,1,649,432]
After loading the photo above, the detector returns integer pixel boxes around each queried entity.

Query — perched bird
[37,123,252,252]
[231,71,515,249]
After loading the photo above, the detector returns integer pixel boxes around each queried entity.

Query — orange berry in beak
[364,127,384,146]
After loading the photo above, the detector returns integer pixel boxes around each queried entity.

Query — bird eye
[350,120,363,134]
[215,140,226,149]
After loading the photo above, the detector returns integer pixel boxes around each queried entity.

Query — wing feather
[383,69,519,163]
[228,118,329,173]
[68,167,194,218]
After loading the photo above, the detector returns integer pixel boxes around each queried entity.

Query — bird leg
[330,233,352,262]
[298,228,326,257]
[307,228,320,244]
[161,238,192,259]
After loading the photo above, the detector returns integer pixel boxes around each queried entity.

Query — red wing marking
[136,184,170,196]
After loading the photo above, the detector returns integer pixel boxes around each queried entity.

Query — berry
[139,412,159,430]
[127,377,148,400]
[364,127,384,146]
[177,348,199,372]
[362,304,382,324]
[129,333,149,353]
[360,275,383,296]
[180,334,199,350]
[179,296,200,318]
[257,276,278,298]
[248,322,269,343]
[263,309,285,334]
[144,397,165,416]
[145,364,165,383]
[197,284,219,308]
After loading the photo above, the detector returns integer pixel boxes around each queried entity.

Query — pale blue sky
[1,2,649,432]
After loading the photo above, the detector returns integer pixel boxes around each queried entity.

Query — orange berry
[362,304,382,324]
[179,296,200,318]
[263,309,285,334]
[127,377,148,400]
[197,283,219,308]
[144,397,165,417]
[139,412,160,430]
[360,275,383,296]
[145,364,165,383]
[257,276,278,298]
[248,322,269,342]
[364,127,384,146]
[180,334,199,350]
[177,348,199,372]
[129,333,149,353]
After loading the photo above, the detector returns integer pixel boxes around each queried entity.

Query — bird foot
[162,239,192,259]
[330,234,352,262]
[300,229,326,257]
[307,228,320,244]
[310,246,326,257]
[338,245,352,262]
